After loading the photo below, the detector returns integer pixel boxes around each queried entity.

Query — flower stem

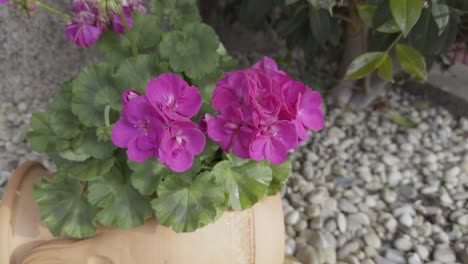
[104,105,111,127]
[385,34,403,54]
[120,6,138,56]
[35,1,70,21]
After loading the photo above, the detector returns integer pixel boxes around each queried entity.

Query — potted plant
[0,0,324,263]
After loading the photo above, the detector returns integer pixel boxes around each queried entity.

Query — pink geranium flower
[65,0,102,47]
[249,121,297,164]
[0,0,9,4]
[207,56,324,164]
[121,89,141,104]
[146,73,202,121]
[112,6,133,33]
[112,96,164,162]
[206,106,254,159]
[159,121,206,172]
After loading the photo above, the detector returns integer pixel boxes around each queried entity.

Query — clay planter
[0,161,285,264]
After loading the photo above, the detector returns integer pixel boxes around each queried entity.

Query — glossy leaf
[357,5,377,27]
[68,158,115,181]
[396,44,427,80]
[71,63,121,127]
[389,0,422,35]
[431,0,450,35]
[388,111,417,128]
[345,52,386,80]
[34,173,98,238]
[212,160,272,211]
[160,23,220,79]
[152,171,226,232]
[377,53,394,82]
[128,158,169,196]
[88,167,153,229]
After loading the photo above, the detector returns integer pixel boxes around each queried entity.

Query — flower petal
[111,120,138,148]
[185,128,206,155]
[249,135,267,161]
[127,137,153,162]
[265,137,288,164]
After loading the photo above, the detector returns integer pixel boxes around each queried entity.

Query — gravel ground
[284,89,468,264]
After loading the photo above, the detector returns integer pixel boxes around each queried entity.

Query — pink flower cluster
[112,73,205,172]
[66,0,146,47]
[206,57,324,164]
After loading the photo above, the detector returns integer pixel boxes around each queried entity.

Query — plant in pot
[0,0,324,263]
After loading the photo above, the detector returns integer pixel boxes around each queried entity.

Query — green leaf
[408,8,457,56]
[88,167,153,229]
[308,7,331,46]
[49,82,81,139]
[389,0,422,35]
[345,52,386,80]
[396,44,427,80]
[151,0,201,29]
[431,0,450,35]
[376,19,401,33]
[212,160,272,211]
[267,159,291,195]
[34,173,98,238]
[388,111,417,128]
[377,53,394,82]
[357,5,377,27]
[113,55,163,93]
[71,63,121,127]
[159,23,220,79]
[68,158,115,181]
[128,158,169,195]
[79,128,116,159]
[152,171,226,232]
[98,14,162,64]
[28,112,58,153]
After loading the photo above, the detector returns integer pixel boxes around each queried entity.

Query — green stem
[36,1,70,20]
[120,6,138,56]
[385,34,403,54]
[104,105,111,127]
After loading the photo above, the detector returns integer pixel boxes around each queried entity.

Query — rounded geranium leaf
[159,23,220,79]
[28,112,59,153]
[113,55,164,93]
[34,173,98,238]
[152,171,226,232]
[87,167,153,229]
[68,157,115,181]
[212,159,272,211]
[72,63,122,127]
[151,0,201,29]
[49,81,81,139]
[128,158,170,195]
[80,128,117,159]
[266,159,291,195]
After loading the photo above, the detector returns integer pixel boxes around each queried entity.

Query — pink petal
[265,138,288,164]
[121,89,141,105]
[251,56,280,73]
[127,137,153,162]
[232,126,254,159]
[300,108,324,132]
[185,128,206,155]
[249,135,267,161]
[160,149,194,173]
[174,85,202,118]
[206,115,232,152]
[111,120,139,148]
[112,6,133,34]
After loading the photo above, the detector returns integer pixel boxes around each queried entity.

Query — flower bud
[121,89,141,104]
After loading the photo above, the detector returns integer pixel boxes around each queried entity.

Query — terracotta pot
[0,161,285,264]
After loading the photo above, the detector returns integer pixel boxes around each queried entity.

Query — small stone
[364,232,381,248]
[339,200,358,214]
[337,213,347,233]
[446,166,461,178]
[399,213,414,227]
[306,190,325,204]
[416,245,430,260]
[384,248,405,263]
[394,235,412,251]
[302,162,315,180]
[408,253,421,264]
[285,238,296,256]
[382,189,397,203]
[294,220,307,232]
[286,211,300,225]
[399,185,417,200]
[388,170,402,187]
[17,102,27,113]
[357,166,373,182]
[433,245,456,262]
[338,240,360,259]
[324,219,337,232]
[460,161,468,174]
[383,154,399,166]
[457,214,468,226]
